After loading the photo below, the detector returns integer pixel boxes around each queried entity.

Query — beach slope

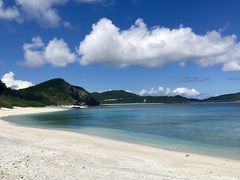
[0,107,239,180]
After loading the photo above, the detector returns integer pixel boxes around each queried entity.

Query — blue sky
[0,0,240,98]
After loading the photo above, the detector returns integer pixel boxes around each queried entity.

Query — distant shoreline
[101,101,240,105]
[101,102,164,105]
[1,101,240,110]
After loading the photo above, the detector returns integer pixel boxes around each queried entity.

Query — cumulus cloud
[45,38,77,67]
[139,86,200,98]
[139,87,171,96]
[0,0,20,20]
[1,71,33,90]
[15,0,67,27]
[0,0,111,27]
[21,36,77,67]
[22,36,46,67]
[172,87,200,97]
[78,18,240,71]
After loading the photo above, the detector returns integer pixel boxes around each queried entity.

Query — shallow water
[3,103,240,159]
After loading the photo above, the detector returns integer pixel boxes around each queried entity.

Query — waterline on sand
[3,103,240,160]
[0,107,240,179]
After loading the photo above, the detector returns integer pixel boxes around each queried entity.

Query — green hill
[92,90,139,103]
[92,90,200,104]
[204,92,240,102]
[0,78,99,108]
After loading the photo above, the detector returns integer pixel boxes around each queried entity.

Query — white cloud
[0,0,110,27]
[44,38,77,67]
[15,0,67,27]
[78,18,240,71]
[139,87,171,96]
[0,0,20,20]
[22,36,46,67]
[139,86,200,98]
[1,71,33,90]
[0,0,109,27]
[172,87,200,97]
[21,36,77,67]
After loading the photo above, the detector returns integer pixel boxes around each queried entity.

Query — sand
[0,107,240,180]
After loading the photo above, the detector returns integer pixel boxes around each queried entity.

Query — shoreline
[0,107,240,179]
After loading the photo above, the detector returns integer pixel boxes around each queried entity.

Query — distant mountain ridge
[93,90,240,104]
[92,90,200,104]
[1,78,240,108]
[204,92,240,102]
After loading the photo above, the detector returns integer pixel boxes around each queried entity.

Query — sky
[1,0,240,98]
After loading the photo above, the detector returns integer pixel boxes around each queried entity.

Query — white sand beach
[0,107,240,180]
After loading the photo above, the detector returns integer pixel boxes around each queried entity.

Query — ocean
[3,103,240,160]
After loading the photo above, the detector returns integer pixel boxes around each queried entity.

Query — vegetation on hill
[0,80,7,94]
[204,92,240,102]
[0,78,99,108]
[92,90,200,104]
[92,90,139,102]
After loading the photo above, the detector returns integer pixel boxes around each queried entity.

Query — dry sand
[0,107,240,180]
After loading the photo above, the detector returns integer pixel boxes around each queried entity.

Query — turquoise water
[3,103,240,159]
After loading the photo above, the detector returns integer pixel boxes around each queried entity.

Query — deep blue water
[3,103,240,159]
